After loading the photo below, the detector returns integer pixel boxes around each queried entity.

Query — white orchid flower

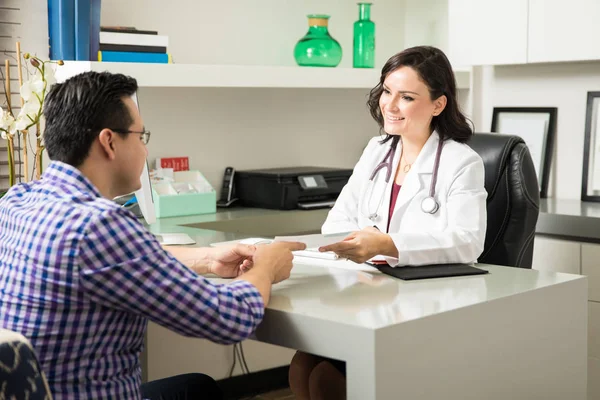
[30,75,45,95]
[15,116,29,131]
[16,101,39,130]
[20,80,33,101]
[1,112,16,135]
[44,66,57,86]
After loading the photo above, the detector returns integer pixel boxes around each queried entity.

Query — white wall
[471,61,600,200]
[101,0,408,69]
[138,87,376,189]
[403,0,449,56]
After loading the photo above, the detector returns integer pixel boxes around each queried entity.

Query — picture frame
[581,92,600,202]
[491,107,557,199]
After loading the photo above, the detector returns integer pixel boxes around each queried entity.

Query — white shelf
[56,61,471,90]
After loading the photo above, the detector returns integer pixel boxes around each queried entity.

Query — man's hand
[318,227,398,264]
[251,241,306,283]
[209,244,256,278]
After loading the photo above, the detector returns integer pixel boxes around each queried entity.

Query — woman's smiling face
[379,66,444,137]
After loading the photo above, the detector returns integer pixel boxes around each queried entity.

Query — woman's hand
[319,227,398,264]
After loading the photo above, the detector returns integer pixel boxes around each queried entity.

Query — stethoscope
[364,136,444,221]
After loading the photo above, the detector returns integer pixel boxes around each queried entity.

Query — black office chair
[467,133,540,268]
[0,328,53,399]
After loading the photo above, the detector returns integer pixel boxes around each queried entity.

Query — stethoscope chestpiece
[421,196,439,214]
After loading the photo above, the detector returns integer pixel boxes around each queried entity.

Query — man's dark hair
[43,71,138,166]
[367,46,473,144]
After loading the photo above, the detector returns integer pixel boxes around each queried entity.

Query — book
[99,31,168,47]
[48,0,75,60]
[74,0,91,60]
[98,51,171,64]
[155,157,190,172]
[99,43,167,54]
[101,26,159,35]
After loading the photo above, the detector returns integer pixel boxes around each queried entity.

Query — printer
[235,166,353,210]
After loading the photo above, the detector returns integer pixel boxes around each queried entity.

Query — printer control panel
[298,175,328,190]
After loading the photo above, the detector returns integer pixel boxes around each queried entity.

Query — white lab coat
[322,131,487,266]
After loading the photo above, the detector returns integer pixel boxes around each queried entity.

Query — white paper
[273,233,349,249]
[498,117,547,187]
[156,233,196,245]
[293,249,339,260]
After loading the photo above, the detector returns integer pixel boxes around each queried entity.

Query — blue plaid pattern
[0,161,264,400]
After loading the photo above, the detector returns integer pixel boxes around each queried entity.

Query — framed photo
[491,107,557,199]
[582,92,600,202]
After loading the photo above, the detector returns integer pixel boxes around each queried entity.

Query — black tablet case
[376,263,489,280]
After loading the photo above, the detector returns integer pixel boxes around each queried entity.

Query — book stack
[98,26,171,64]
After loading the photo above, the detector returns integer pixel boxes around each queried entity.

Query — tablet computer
[375,263,488,280]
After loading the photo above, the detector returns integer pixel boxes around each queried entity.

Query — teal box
[152,170,217,218]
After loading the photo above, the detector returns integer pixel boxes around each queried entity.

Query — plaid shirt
[0,161,264,399]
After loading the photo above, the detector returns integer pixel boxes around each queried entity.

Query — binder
[74,0,91,60]
[89,0,102,61]
[47,0,75,60]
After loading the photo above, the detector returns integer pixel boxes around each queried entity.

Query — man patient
[0,71,305,400]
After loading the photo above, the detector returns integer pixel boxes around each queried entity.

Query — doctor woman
[288,46,487,400]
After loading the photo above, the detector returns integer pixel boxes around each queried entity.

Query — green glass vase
[353,3,375,68]
[294,14,342,67]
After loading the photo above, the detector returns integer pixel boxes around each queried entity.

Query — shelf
[56,61,471,90]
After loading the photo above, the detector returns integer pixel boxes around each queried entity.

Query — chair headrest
[467,133,525,198]
[0,328,30,345]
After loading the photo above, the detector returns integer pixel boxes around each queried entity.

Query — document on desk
[211,235,380,272]
[274,233,349,249]
[155,233,196,245]
[274,233,350,261]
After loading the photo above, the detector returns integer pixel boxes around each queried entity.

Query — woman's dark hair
[367,46,473,144]
[43,71,138,166]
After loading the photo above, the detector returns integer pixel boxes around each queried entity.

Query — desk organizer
[152,170,216,218]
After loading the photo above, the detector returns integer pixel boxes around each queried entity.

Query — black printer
[235,166,353,210]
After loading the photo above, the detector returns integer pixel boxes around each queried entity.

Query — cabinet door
[582,243,600,302]
[590,357,600,400]
[590,301,600,360]
[448,0,528,66]
[528,0,600,63]
[532,236,581,275]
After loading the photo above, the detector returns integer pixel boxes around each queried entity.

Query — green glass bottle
[353,3,375,68]
[294,14,342,68]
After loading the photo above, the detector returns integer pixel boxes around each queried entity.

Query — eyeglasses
[110,128,151,145]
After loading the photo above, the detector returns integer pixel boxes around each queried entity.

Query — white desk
[252,262,587,400]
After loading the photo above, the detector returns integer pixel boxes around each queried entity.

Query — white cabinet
[449,0,600,66]
[532,236,581,275]
[590,302,600,360]
[582,243,600,303]
[528,0,600,63]
[448,0,528,66]
[590,357,600,400]
[552,240,600,400]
